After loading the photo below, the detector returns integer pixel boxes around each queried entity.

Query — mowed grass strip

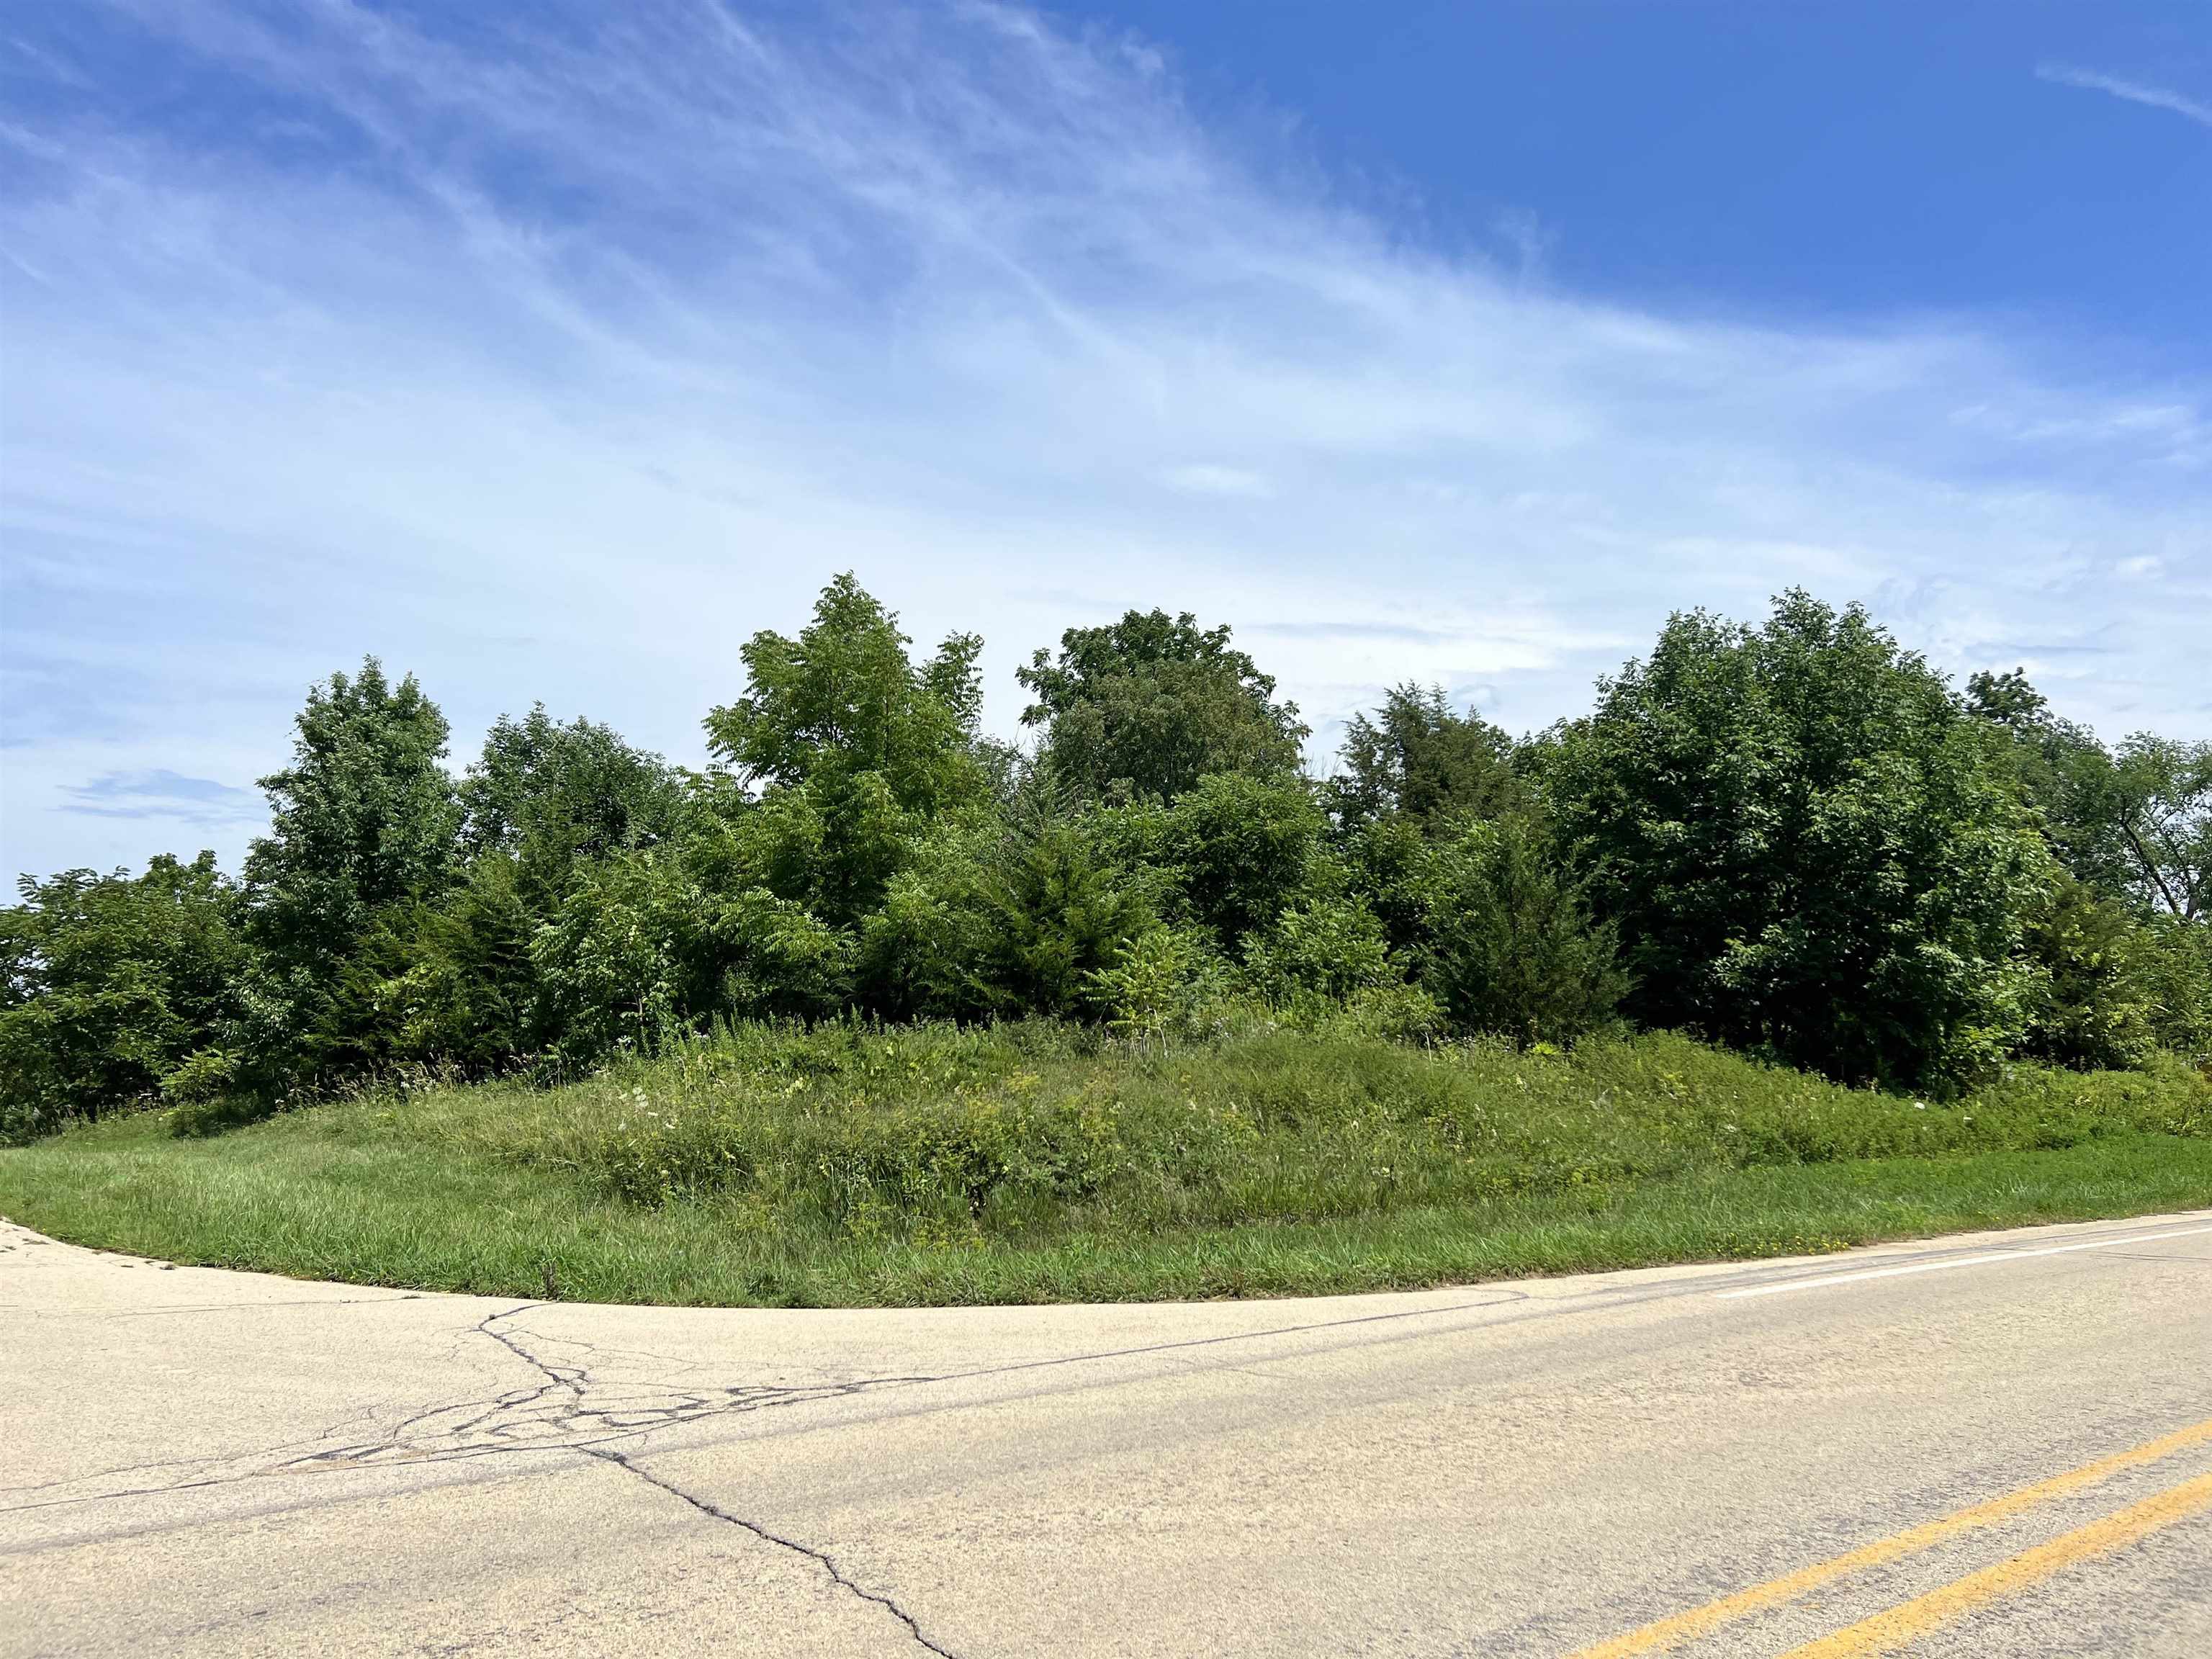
[3,1025,2208,1307]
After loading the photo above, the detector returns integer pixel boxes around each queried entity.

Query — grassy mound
[4,1023,2208,1305]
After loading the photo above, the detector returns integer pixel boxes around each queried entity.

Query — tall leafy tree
[1968,669,2209,921]
[1965,669,2137,902]
[242,658,460,1079]
[2107,735,2211,923]
[1330,683,1519,836]
[1545,592,2049,1090]
[459,705,683,906]
[1018,609,1307,801]
[703,573,987,922]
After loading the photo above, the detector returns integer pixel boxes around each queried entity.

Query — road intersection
[5,1210,2208,1655]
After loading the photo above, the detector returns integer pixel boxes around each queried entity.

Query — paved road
[4,1211,2210,1658]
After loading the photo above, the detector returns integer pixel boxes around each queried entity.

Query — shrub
[2139,917,2212,1064]
[0,854,250,1138]
[2018,876,2155,1071]
[1087,925,1231,1041]
[1417,814,1625,1047]
[1242,896,1401,1008]
[1106,778,1327,956]
[1543,590,2048,1090]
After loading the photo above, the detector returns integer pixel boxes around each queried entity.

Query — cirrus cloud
[2,1,2208,880]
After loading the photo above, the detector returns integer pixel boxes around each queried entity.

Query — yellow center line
[1560,1413,2212,1659]
[1777,1466,2212,1659]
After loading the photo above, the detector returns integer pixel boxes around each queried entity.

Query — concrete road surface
[4,1211,2211,1658]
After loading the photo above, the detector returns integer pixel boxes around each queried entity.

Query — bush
[1417,814,1626,1046]
[8,577,2203,1138]
[531,850,855,1063]
[1095,771,1328,951]
[2139,918,2212,1064]
[1086,925,1232,1041]
[2018,876,2156,1072]
[1242,896,1401,1008]
[0,854,250,1138]
[1544,590,2049,1091]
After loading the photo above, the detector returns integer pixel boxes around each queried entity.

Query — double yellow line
[1566,1414,2212,1659]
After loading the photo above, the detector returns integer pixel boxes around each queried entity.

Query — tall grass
[4,1020,2207,1305]
[421,1020,2209,1234]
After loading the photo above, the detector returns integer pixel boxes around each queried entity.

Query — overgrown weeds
[10,1020,2200,1306]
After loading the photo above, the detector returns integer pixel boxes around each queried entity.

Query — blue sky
[3,1,2208,881]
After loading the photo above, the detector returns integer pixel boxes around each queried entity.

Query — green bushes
[1542,592,2052,1091]
[1414,814,1624,1046]
[0,854,249,1138]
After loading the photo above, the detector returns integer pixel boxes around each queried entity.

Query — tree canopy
[4,577,2206,1137]
[1545,591,2051,1088]
[1017,608,1307,801]
[1330,683,1519,836]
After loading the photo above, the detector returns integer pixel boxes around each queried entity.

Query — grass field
[3,1022,2208,1306]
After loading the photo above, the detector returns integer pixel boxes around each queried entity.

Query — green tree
[1966,669,2137,902]
[2017,875,2154,1071]
[1546,592,2048,1089]
[530,849,853,1064]
[1416,815,1625,1047]
[974,814,1151,1017]
[859,795,1151,1021]
[0,855,249,1138]
[1243,896,1402,1008]
[2138,915,2212,1062]
[857,820,1002,1021]
[240,659,460,1084]
[1967,671,2211,924]
[1096,771,1328,952]
[459,705,683,906]
[703,575,987,922]
[380,855,541,1072]
[2107,734,2211,922]
[1018,609,1307,801]
[1330,683,1518,836]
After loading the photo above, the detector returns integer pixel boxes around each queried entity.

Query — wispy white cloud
[63,770,261,827]
[2037,63,2212,130]
[2,4,2209,878]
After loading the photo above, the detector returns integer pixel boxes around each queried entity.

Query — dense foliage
[1541,594,2050,1089]
[1018,608,1308,801]
[4,577,2207,1141]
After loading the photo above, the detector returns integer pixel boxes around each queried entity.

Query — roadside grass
[3,1022,2208,1307]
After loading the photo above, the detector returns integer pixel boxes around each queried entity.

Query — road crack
[581,1445,958,1657]
[480,1309,961,1655]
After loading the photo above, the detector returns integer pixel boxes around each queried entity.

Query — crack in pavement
[0,1276,1730,1516]
[23,1220,2176,1519]
[1,1306,938,1515]
[481,1303,959,1658]
[581,1444,959,1658]
[276,1313,936,1476]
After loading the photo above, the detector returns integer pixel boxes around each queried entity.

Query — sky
[3,0,2208,882]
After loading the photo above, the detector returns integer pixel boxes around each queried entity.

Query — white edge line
[1715,1223,2212,1300]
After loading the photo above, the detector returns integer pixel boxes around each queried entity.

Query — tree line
[4,577,2207,1140]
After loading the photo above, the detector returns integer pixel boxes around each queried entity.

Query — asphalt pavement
[4,1209,2210,1657]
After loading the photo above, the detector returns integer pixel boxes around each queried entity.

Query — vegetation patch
[4,1022,2206,1306]
[4,578,2205,1301]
